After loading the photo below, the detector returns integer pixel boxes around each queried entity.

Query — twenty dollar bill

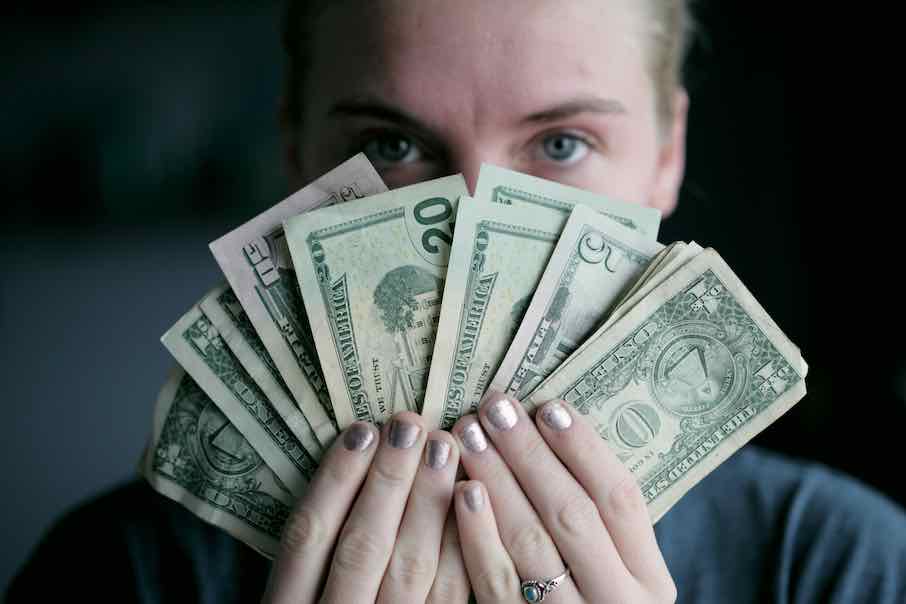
[474,163,662,238]
[422,198,562,430]
[286,176,468,428]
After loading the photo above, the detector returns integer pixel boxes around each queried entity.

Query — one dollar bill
[525,249,806,522]
[285,176,468,428]
[199,284,323,460]
[210,154,387,446]
[142,367,292,558]
[161,299,318,497]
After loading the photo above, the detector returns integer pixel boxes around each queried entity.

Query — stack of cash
[141,154,807,556]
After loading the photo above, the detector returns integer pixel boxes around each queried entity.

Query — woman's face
[286,0,687,216]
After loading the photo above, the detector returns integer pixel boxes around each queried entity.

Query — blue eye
[363,134,422,165]
[540,133,589,164]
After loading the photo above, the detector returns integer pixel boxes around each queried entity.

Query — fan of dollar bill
[141,154,808,557]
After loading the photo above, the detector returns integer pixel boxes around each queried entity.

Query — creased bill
[525,249,807,522]
[210,154,387,446]
[492,204,663,400]
[200,284,323,460]
[162,299,317,496]
[142,367,291,558]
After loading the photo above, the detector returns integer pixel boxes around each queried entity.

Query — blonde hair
[282,1,697,132]
[642,1,697,132]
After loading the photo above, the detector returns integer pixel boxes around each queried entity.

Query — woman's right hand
[262,411,469,604]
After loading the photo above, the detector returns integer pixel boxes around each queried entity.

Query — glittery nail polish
[343,423,375,451]
[389,419,421,449]
[425,439,451,470]
[459,420,488,453]
[463,483,484,511]
[485,394,518,431]
[540,401,572,431]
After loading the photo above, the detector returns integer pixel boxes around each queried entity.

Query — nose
[457,160,481,197]
[447,147,507,197]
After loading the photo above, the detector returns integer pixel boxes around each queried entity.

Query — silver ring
[520,567,570,602]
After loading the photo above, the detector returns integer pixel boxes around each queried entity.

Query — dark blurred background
[1,1,902,593]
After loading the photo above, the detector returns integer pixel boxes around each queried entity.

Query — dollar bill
[200,284,323,460]
[601,241,703,331]
[285,176,468,428]
[524,249,807,522]
[474,163,662,239]
[210,154,387,446]
[142,367,292,558]
[517,243,701,394]
[162,299,317,496]
[491,204,664,400]
[622,245,804,375]
[610,242,680,309]
[421,198,563,430]
[607,243,688,314]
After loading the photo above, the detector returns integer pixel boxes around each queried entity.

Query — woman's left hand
[450,390,677,603]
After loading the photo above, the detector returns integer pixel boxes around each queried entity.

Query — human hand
[262,411,470,604]
[451,391,677,603]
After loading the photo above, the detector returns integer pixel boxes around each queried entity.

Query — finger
[536,399,673,594]
[426,511,471,604]
[321,412,427,604]
[454,481,523,603]
[453,415,582,601]
[377,430,460,603]
[263,421,379,604]
[478,390,632,596]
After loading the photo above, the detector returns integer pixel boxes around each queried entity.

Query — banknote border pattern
[149,372,291,541]
[549,268,804,506]
[440,218,559,428]
[182,315,320,480]
[502,224,656,397]
[489,185,638,231]
[305,207,406,424]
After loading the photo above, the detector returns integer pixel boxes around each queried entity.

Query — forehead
[303,0,652,127]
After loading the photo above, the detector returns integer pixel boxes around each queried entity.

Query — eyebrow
[520,97,628,124]
[326,94,627,132]
[327,97,448,152]
[328,98,427,131]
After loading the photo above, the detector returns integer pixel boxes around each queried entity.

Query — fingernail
[459,419,488,453]
[343,423,375,451]
[485,392,518,431]
[389,419,421,449]
[540,401,572,431]
[425,439,451,470]
[463,483,484,511]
